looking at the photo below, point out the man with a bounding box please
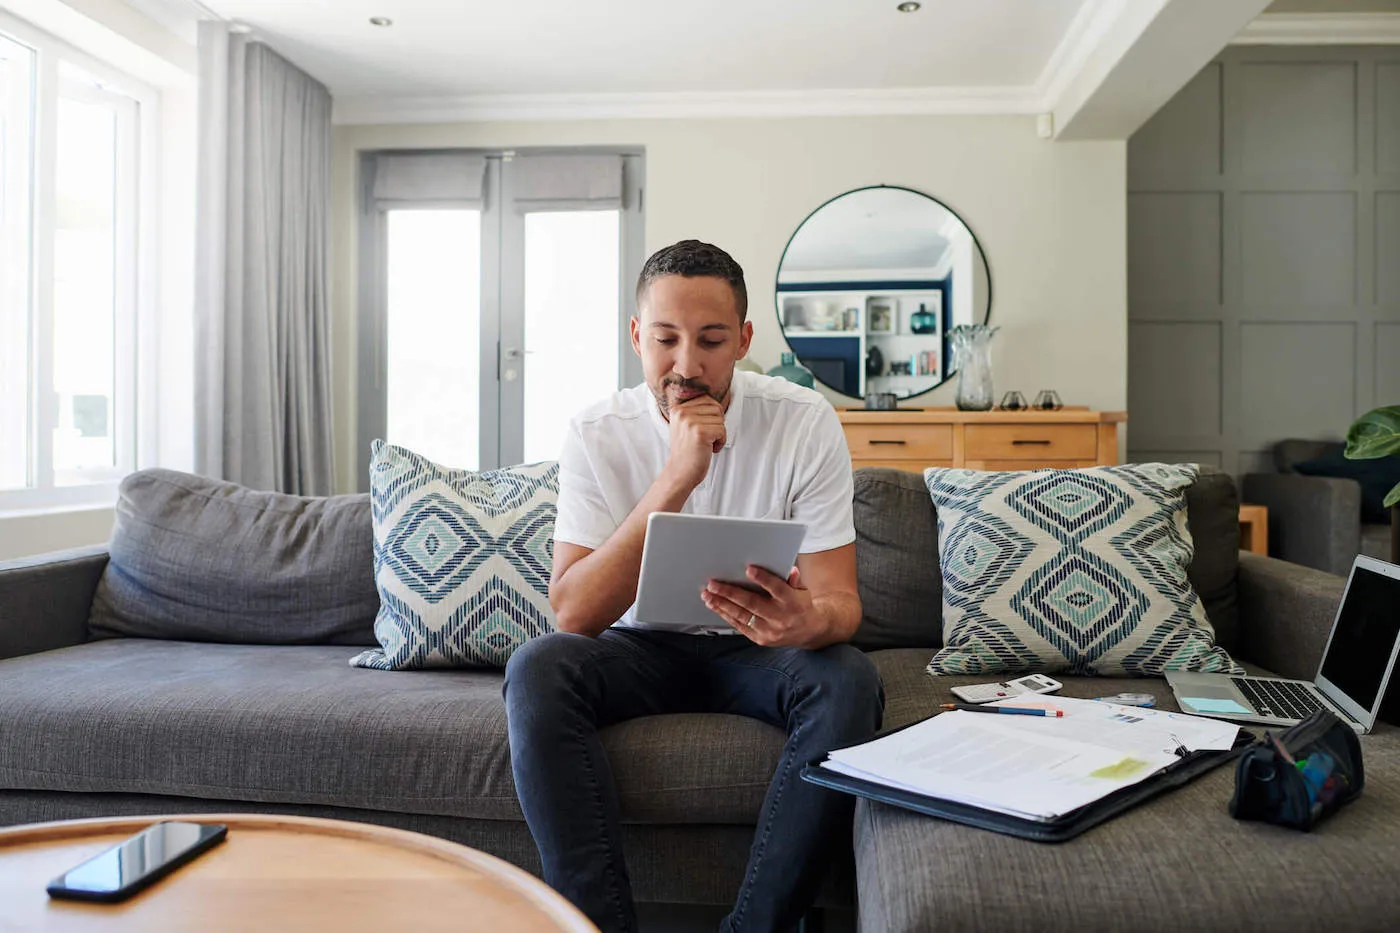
[503,240,883,933]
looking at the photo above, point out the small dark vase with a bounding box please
[766,351,814,388]
[865,345,884,377]
[909,303,938,335]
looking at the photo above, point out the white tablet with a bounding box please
[633,512,808,630]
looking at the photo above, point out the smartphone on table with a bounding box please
[46,821,228,903]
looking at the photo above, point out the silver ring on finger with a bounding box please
[747,613,757,628]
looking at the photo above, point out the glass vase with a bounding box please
[766,351,815,388]
[948,325,998,412]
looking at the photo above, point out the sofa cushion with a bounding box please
[88,469,378,645]
[923,464,1240,677]
[352,442,558,670]
[1184,467,1241,654]
[0,640,783,825]
[1362,522,1393,560]
[854,656,1400,932]
[847,467,1243,655]
[850,469,942,651]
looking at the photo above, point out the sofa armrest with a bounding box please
[0,545,108,661]
[1240,473,1361,577]
[1236,551,1345,680]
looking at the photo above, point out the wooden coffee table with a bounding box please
[0,814,597,932]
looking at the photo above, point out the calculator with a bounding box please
[950,674,1063,704]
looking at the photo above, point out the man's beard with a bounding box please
[653,375,728,417]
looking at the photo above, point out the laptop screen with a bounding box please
[1319,561,1400,712]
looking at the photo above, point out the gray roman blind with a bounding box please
[369,152,487,209]
[511,154,623,212]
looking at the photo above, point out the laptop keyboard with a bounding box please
[1231,678,1324,721]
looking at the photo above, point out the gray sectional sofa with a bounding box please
[1243,438,1395,577]
[2,467,1398,931]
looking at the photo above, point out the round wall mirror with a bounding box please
[774,185,991,401]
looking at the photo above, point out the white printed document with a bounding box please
[821,696,1239,822]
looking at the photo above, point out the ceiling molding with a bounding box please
[1231,12,1400,45]
[1032,0,1128,109]
[331,85,1047,126]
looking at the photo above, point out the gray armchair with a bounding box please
[1242,439,1392,576]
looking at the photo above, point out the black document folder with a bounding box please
[801,717,1252,843]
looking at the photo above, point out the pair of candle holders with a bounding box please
[997,390,1062,412]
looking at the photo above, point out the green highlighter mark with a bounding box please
[1090,757,1151,780]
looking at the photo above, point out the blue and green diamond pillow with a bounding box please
[923,463,1241,678]
[350,440,558,671]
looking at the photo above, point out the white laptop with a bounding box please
[1167,555,1400,734]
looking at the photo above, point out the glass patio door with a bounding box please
[358,150,643,485]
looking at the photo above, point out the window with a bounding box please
[0,14,150,509]
[386,209,483,469]
[358,151,644,481]
[0,33,34,493]
[521,209,621,464]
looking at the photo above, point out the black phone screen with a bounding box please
[49,822,227,899]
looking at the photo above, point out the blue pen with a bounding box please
[941,702,1064,718]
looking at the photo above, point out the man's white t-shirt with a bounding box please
[553,370,856,633]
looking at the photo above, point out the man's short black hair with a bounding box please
[636,240,748,323]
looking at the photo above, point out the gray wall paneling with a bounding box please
[1128,46,1400,477]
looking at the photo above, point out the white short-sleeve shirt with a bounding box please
[553,370,855,633]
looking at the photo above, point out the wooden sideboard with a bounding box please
[838,408,1128,472]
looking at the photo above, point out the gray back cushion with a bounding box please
[88,469,379,645]
[849,466,1243,655]
[851,469,942,651]
[1274,438,1340,473]
[1184,467,1241,655]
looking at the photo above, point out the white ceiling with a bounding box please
[186,0,1090,98]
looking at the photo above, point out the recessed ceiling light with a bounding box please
[897,2,921,11]
[369,16,393,27]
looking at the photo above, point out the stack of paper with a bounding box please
[822,696,1239,821]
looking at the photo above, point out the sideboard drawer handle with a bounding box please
[868,439,907,446]
[1011,439,1053,445]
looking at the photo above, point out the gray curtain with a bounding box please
[194,22,334,495]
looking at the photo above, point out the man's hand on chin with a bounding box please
[700,565,833,649]
[662,393,726,491]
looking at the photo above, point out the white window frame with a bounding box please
[0,10,159,514]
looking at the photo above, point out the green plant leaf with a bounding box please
[1345,406,1400,460]
[1386,481,1400,510]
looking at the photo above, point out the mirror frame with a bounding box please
[773,184,993,402]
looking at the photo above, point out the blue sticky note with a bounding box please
[1183,697,1250,715]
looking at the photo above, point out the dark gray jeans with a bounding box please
[503,628,884,933]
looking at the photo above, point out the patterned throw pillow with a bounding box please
[923,463,1241,678]
[350,441,558,670]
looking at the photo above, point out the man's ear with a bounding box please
[736,320,754,359]
[629,315,642,357]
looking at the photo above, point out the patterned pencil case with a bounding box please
[1229,708,1364,832]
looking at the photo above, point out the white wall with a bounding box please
[332,116,1127,494]
[0,507,114,560]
